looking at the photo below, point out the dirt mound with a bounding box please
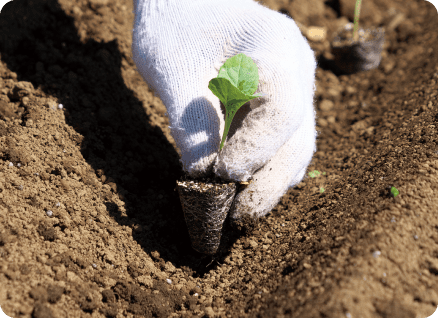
[0,0,437,317]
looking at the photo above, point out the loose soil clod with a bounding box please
[176,178,237,255]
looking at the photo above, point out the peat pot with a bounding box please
[176,178,237,255]
[331,25,385,74]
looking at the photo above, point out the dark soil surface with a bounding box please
[0,0,437,317]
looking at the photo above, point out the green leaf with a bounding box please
[208,78,257,111]
[320,187,325,193]
[217,53,259,96]
[208,53,262,151]
[390,186,399,198]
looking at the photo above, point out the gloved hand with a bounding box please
[132,0,317,222]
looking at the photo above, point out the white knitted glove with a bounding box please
[132,0,317,221]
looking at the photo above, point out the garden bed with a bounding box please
[0,0,437,317]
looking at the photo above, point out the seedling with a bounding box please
[353,0,362,41]
[309,170,321,178]
[320,187,325,194]
[208,53,263,151]
[309,170,326,178]
[179,54,261,255]
[390,186,399,198]
[331,0,384,74]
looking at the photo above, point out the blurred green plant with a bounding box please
[390,186,399,198]
[308,170,326,178]
[309,170,320,178]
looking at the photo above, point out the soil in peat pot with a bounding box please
[176,176,237,255]
[0,0,438,317]
[331,24,385,74]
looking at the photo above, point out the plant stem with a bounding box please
[219,111,236,151]
[353,0,362,41]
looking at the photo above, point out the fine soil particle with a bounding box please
[36,222,57,242]
[32,302,54,318]
[47,285,64,303]
[232,213,260,235]
[0,0,437,317]
[29,286,48,303]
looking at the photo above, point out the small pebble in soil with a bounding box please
[346,313,352,318]
[58,103,63,109]
[17,163,21,167]
[18,185,23,190]
[92,264,97,268]
[344,22,353,31]
[281,223,285,227]
[372,251,381,258]
[46,210,53,217]
[8,162,13,167]
[391,217,396,223]
[34,173,39,176]
[166,278,172,284]
[414,235,419,240]
[383,273,387,277]
[56,202,61,207]
[193,293,199,297]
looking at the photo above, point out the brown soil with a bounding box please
[0,0,437,317]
